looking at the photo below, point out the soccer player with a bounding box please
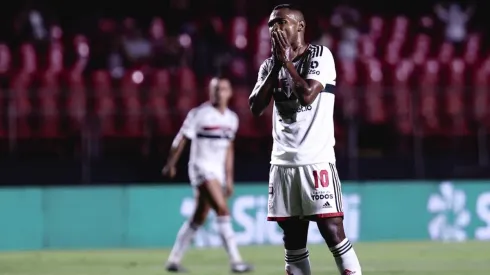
[162,76,253,273]
[249,4,362,275]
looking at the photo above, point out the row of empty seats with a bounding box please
[1,54,490,139]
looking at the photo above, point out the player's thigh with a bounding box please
[197,179,228,215]
[300,162,344,220]
[278,219,310,250]
[190,189,212,225]
[267,165,302,221]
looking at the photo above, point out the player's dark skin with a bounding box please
[249,7,346,249]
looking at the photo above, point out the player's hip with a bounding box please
[267,162,344,220]
[269,147,336,166]
[188,163,225,186]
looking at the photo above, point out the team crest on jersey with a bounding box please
[275,78,294,98]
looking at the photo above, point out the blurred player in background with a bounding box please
[162,76,253,273]
[249,4,362,275]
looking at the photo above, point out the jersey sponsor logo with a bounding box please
[312,193,334,201]
[308,69,320,75]
[311,190,334,201]
[296,105,312,113]
[310,61,319,69]
[323,201,332,208]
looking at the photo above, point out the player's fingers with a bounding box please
[272,33,283,54]
[272,31,280,45]
[272,31,282,48]
[278,31,289,47]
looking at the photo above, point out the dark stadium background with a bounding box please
[0,0,489,185]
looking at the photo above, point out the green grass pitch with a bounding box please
[1,241,489,275]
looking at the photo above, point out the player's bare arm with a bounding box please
[249,62,281,116]
[162,135,189,178]
[225,141,235,197]
[273,30,324,106]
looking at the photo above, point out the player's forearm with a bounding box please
[166,136,188,166]
[283,61,315,106]
[249,64,281,116]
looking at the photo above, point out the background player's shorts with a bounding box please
[267,162,344,221]
[188,164,225,188]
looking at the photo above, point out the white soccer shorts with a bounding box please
[267,162,344,221]
[188,164,226,187]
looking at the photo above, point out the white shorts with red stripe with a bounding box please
[267,162,344,221]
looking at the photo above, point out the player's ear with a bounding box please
[298,20,305,32]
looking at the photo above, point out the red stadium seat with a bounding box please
[368,16,384,41]
[393,59,415,135]
[364,59,386,124]
[92,70,117,136]
[47,42,63,74]
[384,39,403,66]
[151,69,171,95]
[122,96,144,137]
[19,43,37,74]
[72,35,89,73]
[231,89,260,137]
[0,86,4,137]
[254,19,271,71]
[148,69,173,135]
[38,70,60,96]
[9,73,33,138]
[121,70,143,98]
[359,36,376,61]
[38,71,61,138]
[66,72,86,133]
[390,16,409,43]
[438,42,454,65]
[148,95,174,136]
[419,59,441,135]
[0,43,11,75]
[230,17,248,50]
[93,70,112,96]
[473,58,490,125]
[175,95,198,124]
[445,58,468,135]
[464,33,481,66]
[120,70,144,137]
[38,94,60,138]
[176,67,197,94]
[337,60,359,119]
[412,34,431,66]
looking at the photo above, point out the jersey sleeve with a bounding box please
[179,109,198,139]
[255,58,272,85]
[171,109,198,148]
[230,113,239,140]
[305,46,336,89]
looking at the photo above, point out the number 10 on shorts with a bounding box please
[313,169,329,188]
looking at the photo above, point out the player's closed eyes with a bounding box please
[268,19,287,28]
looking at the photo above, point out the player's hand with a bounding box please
[225,182,234,198]
[272,30,294,65]
[162,165,176,178]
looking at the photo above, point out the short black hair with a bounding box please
[273,3,301,11]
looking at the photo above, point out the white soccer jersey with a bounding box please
[173,102,239,174]
[256,44,337,166]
